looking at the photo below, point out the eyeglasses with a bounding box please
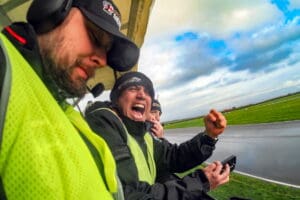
[85,19,114,52]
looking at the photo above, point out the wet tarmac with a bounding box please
[164,120,300,186]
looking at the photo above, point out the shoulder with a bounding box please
[85,101,121,126]
[85,101,112,115]
[84,101,128,139]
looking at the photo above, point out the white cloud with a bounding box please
[230,17,300,55]
[138,1,300,121]
[79,0,300,122]
[284,80,300,87]
[155,53,300,121]
[146,0,283,39]
[139,41,179,88]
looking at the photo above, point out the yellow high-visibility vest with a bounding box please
[0,33,123,200]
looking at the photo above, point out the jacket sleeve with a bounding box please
[154,132,217,174]
[123,170,214,200]
[85,103,214,200]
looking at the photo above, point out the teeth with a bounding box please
[132,104,145,113]
[134,104,144,109]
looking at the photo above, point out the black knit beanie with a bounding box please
[110,72,155,104]
[151,99,162,115]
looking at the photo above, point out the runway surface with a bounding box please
[164,120,300,187]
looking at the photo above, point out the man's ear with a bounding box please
[27,0,73,34]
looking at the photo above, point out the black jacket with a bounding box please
[85,101,218,200]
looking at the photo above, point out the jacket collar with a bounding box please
[119,114,148,137]
[2,23,69,106]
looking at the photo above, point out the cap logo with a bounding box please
[103,0,121,30]
[118,77,142,90]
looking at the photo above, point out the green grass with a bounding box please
[225,93,300,125]
[164,117,205,129]
[176,165,300,200]
[164,92,300,129]
[209,172,300,200]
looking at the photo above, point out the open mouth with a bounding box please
[131,104,145,117]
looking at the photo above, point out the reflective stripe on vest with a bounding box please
[0,33,118,200]
[126,132,156,184]
[65,106,124,200]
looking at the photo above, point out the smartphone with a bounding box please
[221,155,236,173]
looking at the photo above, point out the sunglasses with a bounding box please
[85,19,114,52]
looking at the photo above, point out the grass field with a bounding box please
[164,92,300,199]
[209,172,300,200]
[176,165,300,200]
[164,92,300,129]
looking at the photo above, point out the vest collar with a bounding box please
[2,23,43,76]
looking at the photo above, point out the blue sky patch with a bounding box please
[175,31,199,42]
[271,0,300,22]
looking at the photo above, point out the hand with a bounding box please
[151,120,164,138]
[204,109,227,138]
[202,161,230,190]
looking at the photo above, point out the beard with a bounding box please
[40,50,87,99]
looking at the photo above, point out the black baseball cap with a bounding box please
[110,71,155,104]
[27,0,139,72]
[73,0,140,72]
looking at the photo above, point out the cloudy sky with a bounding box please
[81,0,300,122]
[137,0,300,122]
